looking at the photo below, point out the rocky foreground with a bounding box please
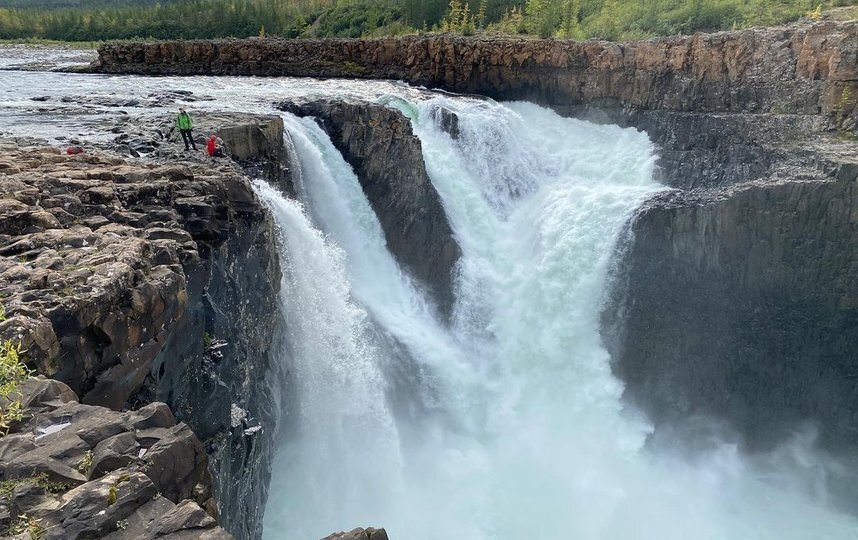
[0,376,229,539]
[0,117,308,538]
[0,141,251,538]
[0,123,389,539]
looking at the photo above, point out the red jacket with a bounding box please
[206,136,217,156]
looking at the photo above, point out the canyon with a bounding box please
[0,17,856,540]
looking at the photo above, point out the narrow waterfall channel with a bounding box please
[256,98,858,540]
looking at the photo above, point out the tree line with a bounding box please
[0,0,854,42]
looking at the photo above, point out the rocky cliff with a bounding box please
[0,138,283,538]
[603,170,858,451]
[93,21,857,120]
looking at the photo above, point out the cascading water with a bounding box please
[257,98,858,540]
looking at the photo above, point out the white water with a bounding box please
[257,98,858,539]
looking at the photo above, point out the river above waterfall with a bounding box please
[3,45,857,540]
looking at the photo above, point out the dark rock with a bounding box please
[49,471,157,539]
[322,527,389,540]
[10,483,49,516]
[129,402,176,430]
[604,177,858,451]
[90,432,139,479]
[18,377,78,410]
[429,106,460,139]
[142,424,206,502]
[152,500,217,535]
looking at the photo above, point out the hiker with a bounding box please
[206,133,225,157]
[176,107,197,151]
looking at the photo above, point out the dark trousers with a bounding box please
[180,129,196,150]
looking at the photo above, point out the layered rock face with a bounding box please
[603,174,858,450]
[322,528,389,540]
[94,21,857,121]
[280,99,460,315]
[0,140,282,538]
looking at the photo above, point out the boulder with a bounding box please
[321,527,389,540]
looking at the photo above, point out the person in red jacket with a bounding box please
[206,133,224,157]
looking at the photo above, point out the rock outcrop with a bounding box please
[93,21,857,122]
[280,99,460,315]
[603,163,858,451]
[321,528,389,540]
[0,138,283,538]
[0,377,230,539]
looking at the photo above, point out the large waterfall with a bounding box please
[256,98,858,540]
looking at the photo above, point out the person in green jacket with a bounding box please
[176,107,197,151]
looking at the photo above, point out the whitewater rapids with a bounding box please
[256,97,858,540]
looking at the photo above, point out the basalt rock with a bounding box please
[0,377,231,539]
[0,138,283,539]
[108,112,294,196]
[281,99,460,315]
[93,22,858,121]
[603,163,858,452]
[321,527,389,540]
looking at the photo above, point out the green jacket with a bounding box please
[176,112,193,130]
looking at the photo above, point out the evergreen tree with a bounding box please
[556,0,581,38]
[476,0,487,30]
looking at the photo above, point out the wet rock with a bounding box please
[429,106,460,139]
[322,527,389,540]
[282,99,461,316]
[604,174,858,452]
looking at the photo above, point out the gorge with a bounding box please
[0,17,857,540]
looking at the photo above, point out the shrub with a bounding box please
[0,340,30,436]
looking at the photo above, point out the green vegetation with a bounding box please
[0,340,30,436]
[77,450,93,475]
[6,514,45,540]
[0,0,855,42]
[0,473,72,500]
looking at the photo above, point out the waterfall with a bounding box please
[257,99,858,540]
